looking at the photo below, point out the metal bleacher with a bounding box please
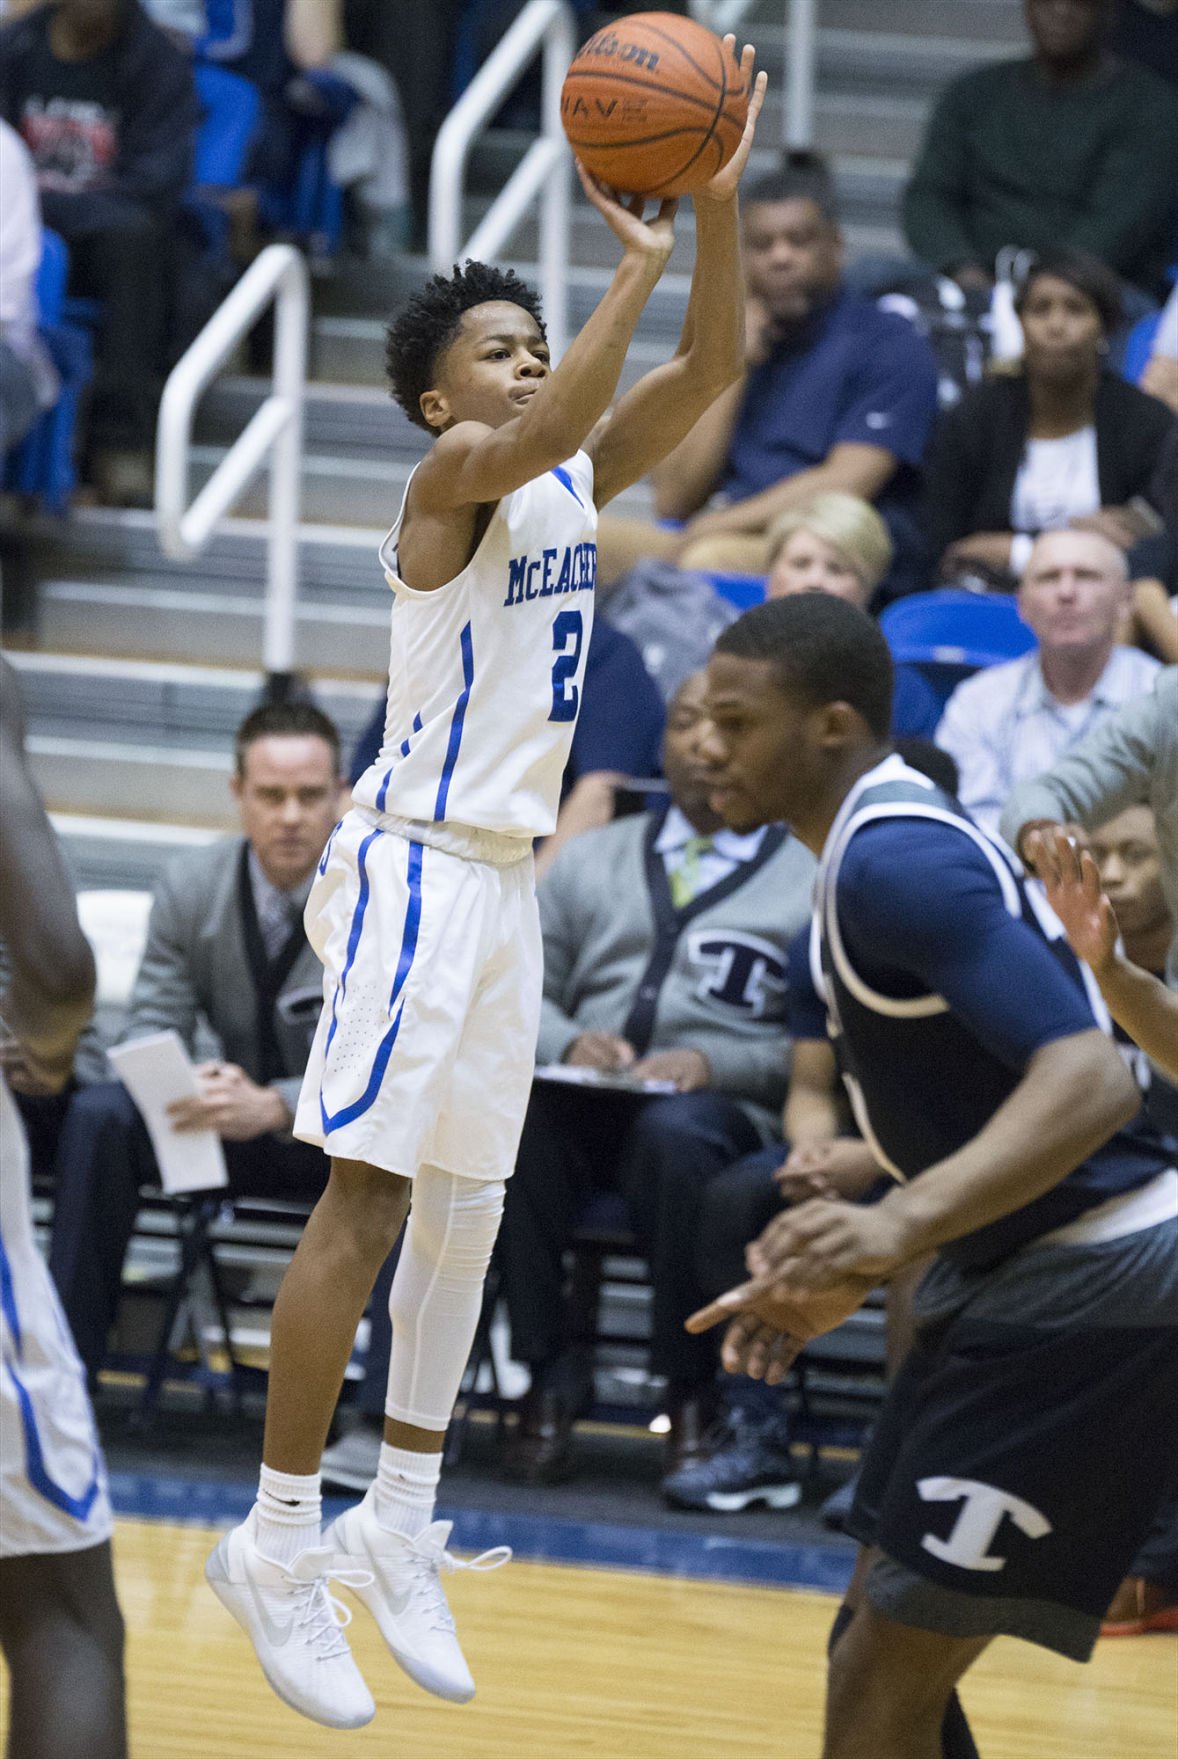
[4,0,1027,1413]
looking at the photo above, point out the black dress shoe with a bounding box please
[501,1385,579,1485]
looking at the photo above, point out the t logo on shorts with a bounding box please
[917,1475,1052,1573]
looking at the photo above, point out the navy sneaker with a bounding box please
[662,1412,802,1513]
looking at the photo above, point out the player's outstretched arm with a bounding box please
[588,40,768,510]
[1029,827,1178,1081]
[0,658,95,1092]
[413,188,678,517]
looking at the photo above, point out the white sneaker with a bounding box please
[205,1510,376,1729]
[324,1490,510,1703]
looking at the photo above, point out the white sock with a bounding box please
[253,1464,322,1567]
[373,1442,442,1540]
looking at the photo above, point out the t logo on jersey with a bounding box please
[917,1476,1052,1573]
[686,931,786,1021]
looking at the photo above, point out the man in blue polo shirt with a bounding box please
[596,153,940,604]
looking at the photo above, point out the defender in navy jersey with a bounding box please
[206,46,769,1735]
[689,594,1176,1759]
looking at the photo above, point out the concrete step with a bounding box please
[808,0,1023,39]
[185,437,656,525]
[37,578,389,676]
[53,811,222,892]
[19,508,383,596]
[7,649,380,821]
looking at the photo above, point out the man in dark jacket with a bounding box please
[0,0,199,500]
[903,0,1178,299]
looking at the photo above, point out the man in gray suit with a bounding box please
[48,700,346,1382]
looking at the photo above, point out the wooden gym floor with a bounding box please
[5,1513,1173,1758]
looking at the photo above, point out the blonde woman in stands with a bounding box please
[764,491,893,609]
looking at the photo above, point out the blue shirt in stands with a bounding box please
[819,769,1167,1267]
[724,288,939,601]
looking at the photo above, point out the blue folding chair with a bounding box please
[3,230,93,513]
[704,571,767,612]
[879,589,1038,719]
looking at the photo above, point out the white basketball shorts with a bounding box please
[295,808,543,1181]
[1,1081,114,1557]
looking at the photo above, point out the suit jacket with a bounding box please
[119,837,323,1121]
[923,370,1177,566]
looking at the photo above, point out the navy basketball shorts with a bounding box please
[846,1195,1178,1660]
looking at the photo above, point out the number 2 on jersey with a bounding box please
[549,609,583,723]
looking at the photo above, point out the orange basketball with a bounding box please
[561,12,748,198]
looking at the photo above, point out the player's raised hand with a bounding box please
[694,40,767,205]
[574,160,678,266]
[1026,827,1118,976]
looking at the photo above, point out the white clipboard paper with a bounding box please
[535,1063,679,1096]
[108,1030,228,1195]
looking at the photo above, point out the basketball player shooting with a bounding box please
[205,38,767,1733]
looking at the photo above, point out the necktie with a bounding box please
[668,834,714,909]
[258,888,294,961]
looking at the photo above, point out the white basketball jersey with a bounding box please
[351,450,597,840]
[1,1077,112,1555]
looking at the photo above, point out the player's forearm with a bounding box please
[651,378,744,518]
[876,1029,1142,1260]
[782,1086,840,1149]
[676,196,744,384]
[528,251,667,460]
[1088,953,1178,1081]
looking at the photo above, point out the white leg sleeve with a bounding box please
[384,1166,505,1432]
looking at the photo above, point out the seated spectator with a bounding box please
[201,0,342,189]
[764,491,892,608]
[45,700,345,1383]
[1076,804,1178,1130]
[497,669,816,1491]
[936,528,1160,834]
[762,497,947,736]
[902,0,1178,301]
[0,117,57,458]
[924,250,1177,590]
[348,616,667,882]
[0,0,199,504]
[596,152,940,604]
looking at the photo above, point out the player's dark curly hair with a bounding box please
[384,262,546,431]
[715,593,894,740]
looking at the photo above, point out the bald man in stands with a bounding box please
[934,528,1161,836]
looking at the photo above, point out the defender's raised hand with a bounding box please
[1026,827,1118,976]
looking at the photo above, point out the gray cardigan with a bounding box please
[119,837,324,1120]
[537,808,817,1138]
[1000,666,1178,988]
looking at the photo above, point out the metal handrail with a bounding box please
[429,0,576,360]
[155,243,308,683]
[784,0,817,148]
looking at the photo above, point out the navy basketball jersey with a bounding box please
[352,452,597,841]
[813,755,1169,1267]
